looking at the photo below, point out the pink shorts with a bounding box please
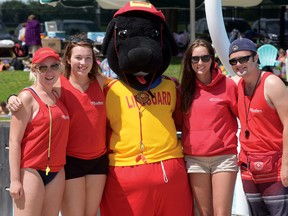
[100,158,193,216]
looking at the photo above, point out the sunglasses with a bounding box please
[36,63,60,73]
[191,55,211,63]
[229,55,253,66]
[70,37,95,45]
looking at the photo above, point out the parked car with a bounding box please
[251,18,288,47]
[195,17,254,42]
[45,19,101,39]
[0,22,15,41]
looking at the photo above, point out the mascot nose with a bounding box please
[127,48,152,67]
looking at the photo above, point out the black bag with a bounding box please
[11,58,24,70]
[14,42,28,57]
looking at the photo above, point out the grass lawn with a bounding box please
[164,56,182,79]
[0,56,182,103]
[0,71,32,102]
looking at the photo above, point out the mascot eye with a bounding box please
[151,30,159,38]
[118,30,128,38]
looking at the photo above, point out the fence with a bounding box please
[0,120,247,216]
[0,121,13,216]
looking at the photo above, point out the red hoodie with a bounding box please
[182,67,238,156]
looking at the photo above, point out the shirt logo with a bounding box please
[91,101,104,106]
[232,45,239,52]
[209,97,223,102]
[250,108,263,113]
[253,161,263,171]
[62,115,70,120]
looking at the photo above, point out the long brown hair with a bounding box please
[62,33,101,81]
[180,39,215,113]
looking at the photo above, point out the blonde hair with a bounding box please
[29,64,37,83]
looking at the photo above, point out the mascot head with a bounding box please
[102,1,178,90]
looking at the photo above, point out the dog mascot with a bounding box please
[100,2,193,216]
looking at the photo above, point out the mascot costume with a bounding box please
[100,2,193,215]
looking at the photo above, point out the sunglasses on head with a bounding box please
[191,55,211,63]
[70,37,95,45]
[36,63,60,73]
[229,55,253,66]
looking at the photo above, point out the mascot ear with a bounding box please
[102,19,116,55]
[162,21,178,56]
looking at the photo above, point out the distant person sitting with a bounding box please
[278,48,286,68]
[0,101,9,115]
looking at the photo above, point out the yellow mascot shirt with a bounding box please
[105,78,183,166]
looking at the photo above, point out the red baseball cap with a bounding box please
[32,47,60,64]
[114,1,165,21]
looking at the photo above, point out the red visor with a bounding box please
[114,1,165,21]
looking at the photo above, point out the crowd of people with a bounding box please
[5,10,288,216]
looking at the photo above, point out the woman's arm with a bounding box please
[9,90,35,199]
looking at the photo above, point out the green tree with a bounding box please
[1,0,101,29]
[1,1,29,26]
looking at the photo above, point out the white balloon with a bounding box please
[205,0,235,76]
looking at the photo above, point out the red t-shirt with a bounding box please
[60,76,106,159]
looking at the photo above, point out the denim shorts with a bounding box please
[185,154,238,174]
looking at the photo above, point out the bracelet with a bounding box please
[6,94,17,103]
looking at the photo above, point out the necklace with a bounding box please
[135,101,147,163]
[46,104,52,175]
[243,71,262,139]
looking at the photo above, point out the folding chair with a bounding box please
[257,44,278,69]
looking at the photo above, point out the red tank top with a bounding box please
[238,72,283,162]
[21,88,70,172]
[60,76,106,159]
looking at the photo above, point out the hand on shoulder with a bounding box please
[97,73,114,87]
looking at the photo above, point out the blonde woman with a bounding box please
[9,47,70,216]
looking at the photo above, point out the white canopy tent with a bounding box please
[40,0,263,74]
[96,0,262,9]
[40,0,264,74]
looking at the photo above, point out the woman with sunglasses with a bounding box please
[9,47,70,216]
[8,34,110,216]
[180,39,239,216]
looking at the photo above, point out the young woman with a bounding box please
[59,34,109,216]
[8,33,110,216]
[181,39,239,216]
[9,47,70,216]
